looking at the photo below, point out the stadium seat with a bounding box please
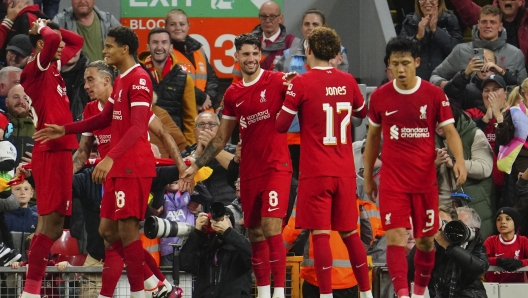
[57,254,87,266]
[50,230,79,255]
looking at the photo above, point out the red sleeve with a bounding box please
[106,105,150,160]
[368,90,381,127]
[484,237,497,265]
[59,28,84,65]
[0,21,12,49]
[221,87,237,120]
[277,76,304,132]
[350,78,366,118]
[436,91,455,128]
[37,26,61,71]
[65,101,113,134]
[449,0,480,27]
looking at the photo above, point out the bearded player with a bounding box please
[363,37,467,298]
[181,33,293,298]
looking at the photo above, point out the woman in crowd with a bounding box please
[399,0,463,80]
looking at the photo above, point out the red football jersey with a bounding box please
[107,64,155,178]
[369,78,454,193]
[21,27,83,152]
[82,101,112,158]
[281,67,365,178]
[222,69,292,180]
[485,234,528,283]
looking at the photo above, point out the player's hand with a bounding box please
[233,141,241,163]
[453,160,467,186]
[180,163,198,187]
[282,71,298,86]
[29,18,47,35]
[364,176,378,203]
[7,0,26,22]
[195,212,209,231]
[178,177,194,194]
[92,156,113,184]
[32,124,65,143]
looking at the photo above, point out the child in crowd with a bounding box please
[485,207,528,282]
[5,180,37,233]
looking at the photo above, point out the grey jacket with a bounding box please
[430,26,527,86]
[52,6,121,47]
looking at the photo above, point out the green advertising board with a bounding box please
[122,0,283,18]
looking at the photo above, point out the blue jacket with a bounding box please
[5,206,37,233]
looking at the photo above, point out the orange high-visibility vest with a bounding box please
[173,48,208,92]
[140,233,161,266]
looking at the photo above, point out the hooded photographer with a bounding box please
[179,204,252,298]
[408,206,489,298]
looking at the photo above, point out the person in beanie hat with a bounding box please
[5,34,31,68]
[484,207,528,283]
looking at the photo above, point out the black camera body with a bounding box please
[443,220,477,245]
[144,216,194,239]
[203,202,226,234]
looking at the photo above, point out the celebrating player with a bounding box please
[363,37,467,298]
[34,26,160,298]
[19,19,84,298]
[181,33,293,298]
[275,27,372,298]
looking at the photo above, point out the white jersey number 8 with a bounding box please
[116,191,126,208]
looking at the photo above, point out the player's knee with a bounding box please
[248,227,265,242]
[415,236,435,252]
[261,217,282,238]
[386,228,408,246]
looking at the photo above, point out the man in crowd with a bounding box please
[232,1,300,83]
[430,5,526,87]
[182,33,293,298]
[5,34,31,68]
[363,37,467,298]
[53,0,121,62]
[5,84,33,166]
[0,66,21,111]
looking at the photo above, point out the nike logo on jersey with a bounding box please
[236,101,244,107]
[115,209,122,213]
[270,259,279,263]
[268,207,279,212]
[356,263,366,268]
[422,227,434,233]
[322,266,332,270]
[252,262,263,266]
[385,110,398,116]
[495,253,505,257]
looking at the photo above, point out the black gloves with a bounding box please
[497,258,524,271]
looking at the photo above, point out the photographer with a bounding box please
[408,206,489,298]
[180,205,252,298]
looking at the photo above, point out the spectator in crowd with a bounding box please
[430,5,527,88]
[52,0,121,62]
[435,100,495,238]
[182,111,236,207]
[164,9,220,112]
[273,8,348,179]
[4,180,37,233]
[180,206,253,298]
[484,207,528,283]
[0,109,17,194]
[495,77,528,208]
[450,0,528,71]
[409,205,488,298]
[5,84,34,166]
[5,34,31,68]
[0,66,21,112]
[444,48,517,110]
[138,27,197,145]
[0,176,20,259]
[61,50,90,123]
[33,0,60,19]
[0,0,47,64]
[399,0,463,80]
[232,1,300,83]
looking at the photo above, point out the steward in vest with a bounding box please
[139,28,197,146]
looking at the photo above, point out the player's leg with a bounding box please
[118,217,148,298]
[410,191,438,298]
[98,217,123,298]
[379,190,412,298]
[334,177,372,298]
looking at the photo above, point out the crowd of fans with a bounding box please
[0,0,527,297]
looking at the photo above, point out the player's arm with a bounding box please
[59,28,84,64]
[441,122,467,185]
[351,80,367,118]
[72,134,95,174]
[363,122,382,202]
[148,115,187,173]
[277,76,302,132]
[215,150,235,170]
[31,23,61,70]
[194,118,237,169]
[276,108,296,133]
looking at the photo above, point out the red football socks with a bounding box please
[342,232,371,291]
[24,234,54,295]
[124,240,146,292]
[144,249,165,282]
[413,249,435,296]
[99,246,124,297]
[251,240,271,286]
[267,234,286,288]
[387,245,409,297]
[312,233,333,294]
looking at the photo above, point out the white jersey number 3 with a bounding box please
[323,102,352,145]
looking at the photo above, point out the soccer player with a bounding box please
[363,37,467,298]
[181,33,293,298]
[33,26,159,298]
[19,19,84,298]
[275,27,372,298]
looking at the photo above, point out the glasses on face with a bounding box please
[196,122,219,129]
[258,14,281,21]
[418,0,437,3]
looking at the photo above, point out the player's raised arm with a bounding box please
[29,20,60,70]
[59,28,84,64]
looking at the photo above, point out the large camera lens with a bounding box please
[444,220,476,244]
[144,216,194,239]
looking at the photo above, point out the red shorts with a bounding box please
[32,150,73,216]
[379,187,439,238]
[239,172,291,228]
[296,176,358,231]
[100,177,152,221]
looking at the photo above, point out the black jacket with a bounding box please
[180,227,252,298]
[7,117,35,166]
[399,11,463,80]
[61,52,90,123]
[408,232,489,298]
